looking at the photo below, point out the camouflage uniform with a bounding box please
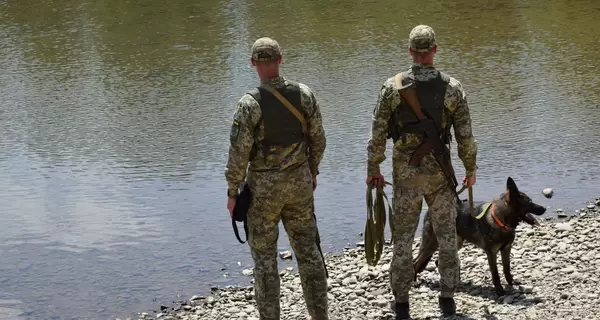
[366,26,478,305]
[225,38,329,320]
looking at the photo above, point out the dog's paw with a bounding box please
[506,274,520,286]
[494,287,506,296]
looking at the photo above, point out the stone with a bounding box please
[381,263,390,272]
[242,269,253,276]
[279,251,293,260]
[543,188,554,198]
[555,223,573,232]
[503,295,515,304]
[204,296,215,305]
[561,267,576,274]
[519,285,534,293]
[133,203,600,320]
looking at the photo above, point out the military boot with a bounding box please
[394,302,410,320]
[438,297,456,316]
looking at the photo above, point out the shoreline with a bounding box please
[126,196,600,320]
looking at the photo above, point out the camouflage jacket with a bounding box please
[366,63,478,176]
[225,76,326,198]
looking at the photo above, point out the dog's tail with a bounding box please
[413,211,439,279]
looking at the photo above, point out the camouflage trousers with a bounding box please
[389,150,460,302]
[246,163,329,320]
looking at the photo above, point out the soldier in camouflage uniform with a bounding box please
[366,25,478,319]
[225,37,329,320]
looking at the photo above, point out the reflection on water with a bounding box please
[0,300,27,320]
[0,0,598,319]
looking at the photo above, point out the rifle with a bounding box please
[311,201,328,278]
[394,73,462,204]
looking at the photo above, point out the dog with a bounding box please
[413,177,547,296]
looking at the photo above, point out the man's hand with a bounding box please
[312,174,317,190]
[227,198,236,217]
[366,172,386,187]
[462,173,476,188]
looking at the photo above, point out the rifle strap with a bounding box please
[468,186,475,218]
[260,84,307,135]
[232,219,248,244]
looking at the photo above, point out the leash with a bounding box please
[467,185,474,218]
[456,183,475,218]
[364,180,393,266]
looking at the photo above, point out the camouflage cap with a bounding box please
[251,37,282,62]
[409,25,436,52]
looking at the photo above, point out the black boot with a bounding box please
[439,297,456,316]
[394,302,410,320]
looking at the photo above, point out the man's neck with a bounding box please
[259,74,281,84]
[413,60,434,66]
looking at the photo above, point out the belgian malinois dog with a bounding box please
[413,177,547,296]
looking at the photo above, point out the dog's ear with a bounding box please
[506,177,520,202]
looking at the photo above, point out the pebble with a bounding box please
[279,251,292,260]
[555,223,573,232]
[131,197,600,320]
[537,246,550,252]
[503,295,515,304]
[561,267,576,274]
[242,269,253,276]
[204,296,215,305]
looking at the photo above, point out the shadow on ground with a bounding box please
[416,277,543,307]
[409,312,499,320]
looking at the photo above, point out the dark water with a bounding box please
[0,0,598,319]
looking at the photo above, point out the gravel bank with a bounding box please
[129,197,600,320]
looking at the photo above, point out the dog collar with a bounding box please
[490,204,513,231]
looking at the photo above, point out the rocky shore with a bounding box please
[129,197,600,320]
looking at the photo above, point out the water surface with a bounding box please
[0,0,598,319]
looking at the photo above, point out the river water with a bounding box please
[1,0,598,319]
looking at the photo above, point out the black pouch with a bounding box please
[232,182,251,244]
